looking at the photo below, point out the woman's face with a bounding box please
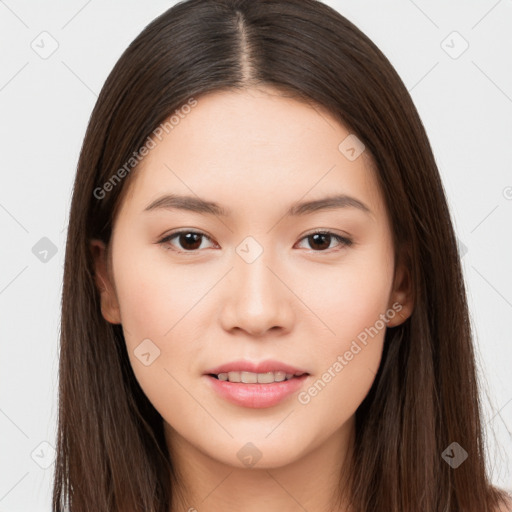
[91,86,412,469]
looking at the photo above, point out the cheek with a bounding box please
[115,268,170,342]
[111,251,204,421]
[308,249,394,348]
[296,247,393,407]
[296,299,390,438]
[112,245,205,342]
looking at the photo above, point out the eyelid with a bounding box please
[296,229,353,251]
[157,228,353,253]
[300,228,353,243]
[157,229,217,253]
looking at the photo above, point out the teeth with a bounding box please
[216,371,301,383]
[241,371,257,383]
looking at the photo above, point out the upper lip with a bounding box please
[204,359,309,376]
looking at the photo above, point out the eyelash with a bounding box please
[157,229,353,254]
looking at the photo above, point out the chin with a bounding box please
[200,429,313,470]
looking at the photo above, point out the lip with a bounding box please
[203,359,309,376]
[204,373,309,408]
[203,359,310,409]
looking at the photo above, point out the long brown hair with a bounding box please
[53,0,510,510]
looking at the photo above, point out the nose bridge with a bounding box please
[238,248,275,300]
[220,235,294,335]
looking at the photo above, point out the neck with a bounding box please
[165,416,355,512]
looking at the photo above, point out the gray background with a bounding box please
[0,0,511,510]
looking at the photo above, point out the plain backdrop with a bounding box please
[0,1,511,510]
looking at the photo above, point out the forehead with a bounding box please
[116,86,384,223]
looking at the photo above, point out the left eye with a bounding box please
[296,231,353,251]
[158,230,353,253]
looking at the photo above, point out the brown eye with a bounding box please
[158,229,353,254]
[175,232,203,250]
[307,233,331,251]
[159,230,214,252]
[297,231,353,252]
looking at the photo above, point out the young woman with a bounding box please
[53,0,512,510]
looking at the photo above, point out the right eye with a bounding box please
[158,230,217,253]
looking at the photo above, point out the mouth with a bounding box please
[203,359,310,408]
[203,363,310,408]
[207,370,308,384]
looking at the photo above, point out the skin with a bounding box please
[91,86,414,512]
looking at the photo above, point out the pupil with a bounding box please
[310,233,330,250]
[180,233,202,250]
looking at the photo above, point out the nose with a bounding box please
[218,248,295,337]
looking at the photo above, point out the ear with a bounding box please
[386,245,414,328]
[90,239,122,324]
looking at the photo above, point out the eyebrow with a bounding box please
[143,193,372,218]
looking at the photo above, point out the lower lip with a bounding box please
[204,374,309,408]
